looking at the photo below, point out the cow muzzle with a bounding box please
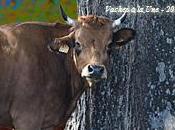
[81,64,107,86]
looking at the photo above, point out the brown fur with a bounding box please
[0,21,87,130]
[0,14,135,130]
[78,15,111,28]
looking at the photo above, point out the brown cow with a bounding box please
[0,5,135,130]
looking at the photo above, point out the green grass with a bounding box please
[0,0,77,24]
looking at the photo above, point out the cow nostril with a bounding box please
[99,66,104,73]
[88,65,94,73]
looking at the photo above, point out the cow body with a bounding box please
[0,22,85,130]
[0,5,136,130]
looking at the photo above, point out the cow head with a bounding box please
[50,5,136,86]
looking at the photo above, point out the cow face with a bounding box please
[49,5,135,86]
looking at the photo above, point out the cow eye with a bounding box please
[107,42,115,49]
[74,42,82,55]
[74,42,81,48]
[106,43,113,54]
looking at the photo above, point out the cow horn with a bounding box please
[112,12,127,28]
[60,5,76,26]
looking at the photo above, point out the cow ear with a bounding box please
[48,32,74,54]
[113,28,136,46]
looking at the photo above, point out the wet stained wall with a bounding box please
[66,0,175,130]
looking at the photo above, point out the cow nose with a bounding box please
[87,65,105,76]
[88,65,94,73]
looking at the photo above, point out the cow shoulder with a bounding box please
[2,22,70,55]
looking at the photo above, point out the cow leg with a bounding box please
[54,125,65,130]
[42,127,54,130]
[12,119,41,130]
[10,87,45,130]
[54,127,65,130]
[42,125,65,130]
[11,114,43,130]
[0,128,12,130]
[10,110,44,130]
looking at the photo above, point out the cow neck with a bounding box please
[65,49,86,101]
[57,50,88,126]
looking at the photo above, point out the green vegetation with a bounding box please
[0,0,77,24]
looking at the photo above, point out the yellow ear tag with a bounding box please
[59,44,69,53]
